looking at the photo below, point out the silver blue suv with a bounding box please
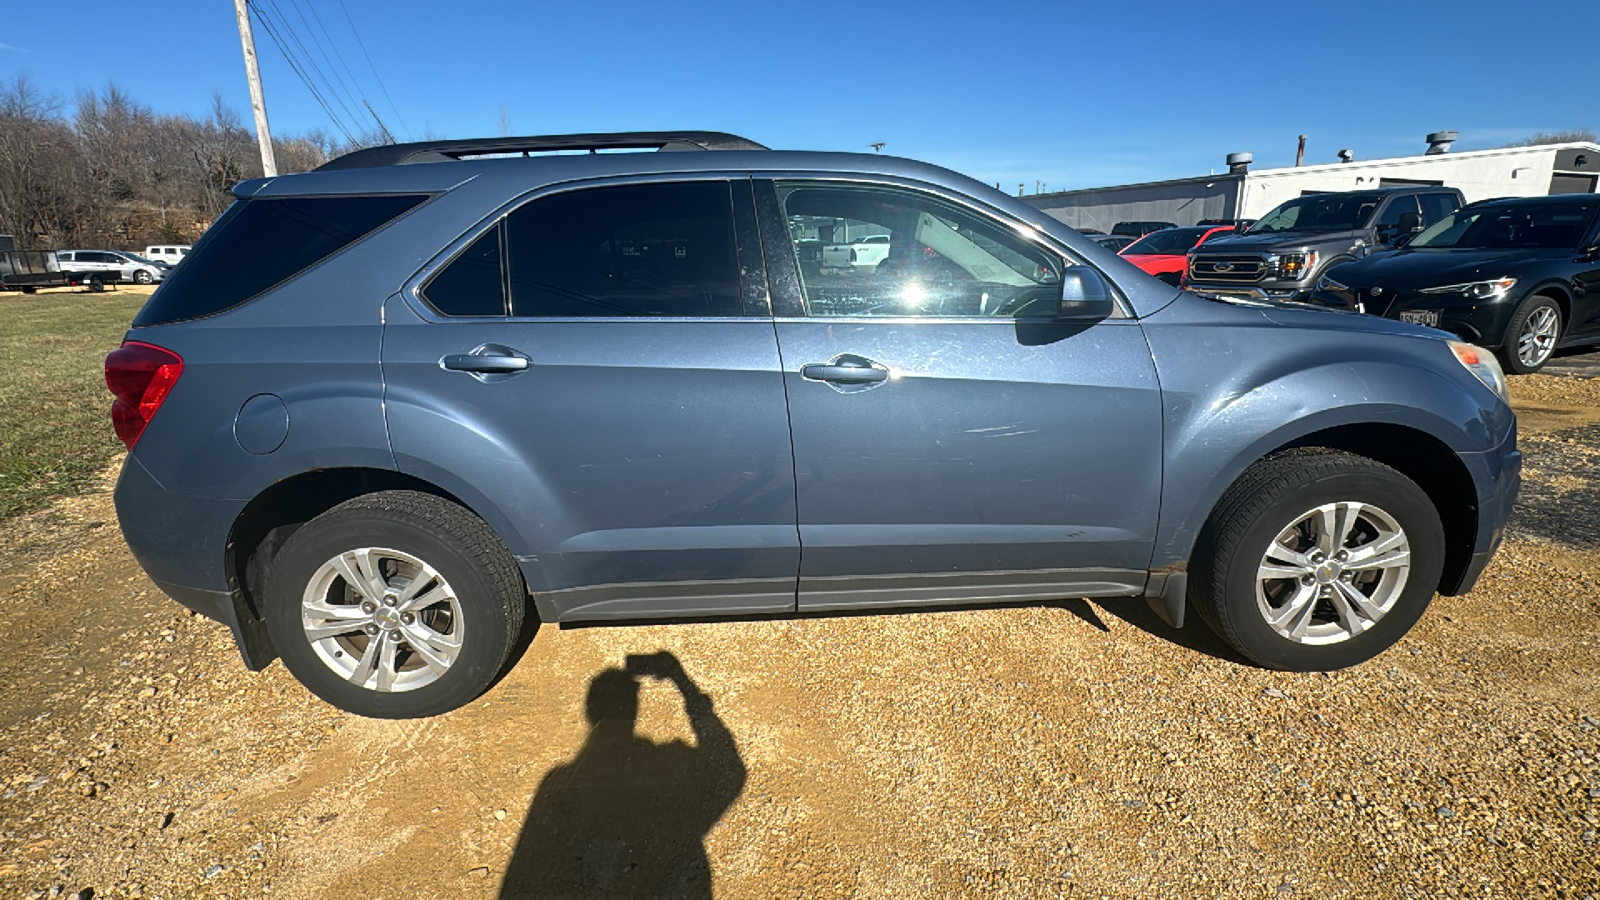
[105,132,1521,718]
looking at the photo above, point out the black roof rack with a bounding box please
[314,131,768,171]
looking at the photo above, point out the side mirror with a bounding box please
[1399,211,1423,233]
[1055,267,1115,321]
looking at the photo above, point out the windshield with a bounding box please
[1409,201,1599,250]
[1247,193,1383,235]
[1123,227,1209,256]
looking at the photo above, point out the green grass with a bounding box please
[0,290,149,521]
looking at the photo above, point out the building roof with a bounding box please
[1027,141,1600,201]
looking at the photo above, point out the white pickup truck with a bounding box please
[821,234,892,270]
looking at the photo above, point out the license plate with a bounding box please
[1399,309,1441,327]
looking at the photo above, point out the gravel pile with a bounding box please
[0,380,1595,900]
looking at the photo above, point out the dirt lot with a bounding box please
[1,375,1598,900]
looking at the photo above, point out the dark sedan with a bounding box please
[1310,194,1600,373]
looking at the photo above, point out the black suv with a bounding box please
[1187,187,1464,301]
[1310,194,1600,373]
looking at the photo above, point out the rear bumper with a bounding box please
[114,455,275,669]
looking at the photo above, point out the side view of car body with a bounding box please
[1120,225,1235,285]
[107,132,1521,718]
[1309,194,1600,374]
[57,249,167,284]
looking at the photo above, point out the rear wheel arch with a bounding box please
[225,468,539,640]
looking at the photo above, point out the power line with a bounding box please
[284,0,387,139]
[248,1,356,142]
[298,0,393,141]
[336,0,412,138]
[258,0,365,139]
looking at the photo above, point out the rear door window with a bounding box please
[505,181,743,318]
[133,193,428,326]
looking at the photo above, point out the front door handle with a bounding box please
[440,343,531,377]
[800,363,888,384]
[442,354,529,373]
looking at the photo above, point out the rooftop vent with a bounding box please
[1226,151,1253,174]
[1425,131,1458,155]
[1338,149,1354,163]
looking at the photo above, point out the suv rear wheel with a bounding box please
[263,490,526,718]
[1190,450,1445,670]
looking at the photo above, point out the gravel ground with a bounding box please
[0,377,1597,900]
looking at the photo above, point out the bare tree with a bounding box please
[1510,129,1597,147]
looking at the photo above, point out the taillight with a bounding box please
[105,341,184,449]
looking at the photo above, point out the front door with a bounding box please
[755,179,1163,611]
[382,177,800,621]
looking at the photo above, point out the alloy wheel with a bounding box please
[300,547,464,692]
[1255,501,1411,645]
[1517,306,1559,369]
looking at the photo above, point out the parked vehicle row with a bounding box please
[108,131,1519,719]
[1307,194,1600,374]
[1119,225,1235,285]
[1184,186,1465,302]
[57,250,169,285]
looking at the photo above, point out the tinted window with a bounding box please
[505,181,742,318]
[1375,196,1420,229]
[1410,201,1600,250]
[1123,227,1210,256]
[422,226,505,316]
[1419,193,1459,225]
[133,194,428,326]
[1248,193,1383,234]
[778,182,1071,318]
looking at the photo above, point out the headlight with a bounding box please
[1316,273,1348,292]
[1419,278,1516,299]
[1269,251,1317,280]
[1448,341,1508,403]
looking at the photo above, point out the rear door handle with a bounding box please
[440,343,531,375]
[800,363,888,384]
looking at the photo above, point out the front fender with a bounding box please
[1143,294,1513,570]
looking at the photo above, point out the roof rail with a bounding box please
[314,131,768,171]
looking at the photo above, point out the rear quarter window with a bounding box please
[132,193,428,326]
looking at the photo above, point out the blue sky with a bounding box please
[1,0,1594,192]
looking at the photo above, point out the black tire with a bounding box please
[1497,294,1562,375]
[1189,449,1445,671]
[263,490,527,718]
[133,269,153,285]
[20,286,37,295]
[87,275,105,293]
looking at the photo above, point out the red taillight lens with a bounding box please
[105,341,184,449]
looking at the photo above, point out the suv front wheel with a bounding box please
[263,491,527,718]
[1190,450,1445,670]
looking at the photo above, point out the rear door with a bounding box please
[755,178,1163,611]
[382,177,800,621]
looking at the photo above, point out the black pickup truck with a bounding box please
[1185,186,1464,301]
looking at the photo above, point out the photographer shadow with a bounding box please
[500,652,746,900]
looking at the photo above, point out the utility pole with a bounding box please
[233,0,278,177]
